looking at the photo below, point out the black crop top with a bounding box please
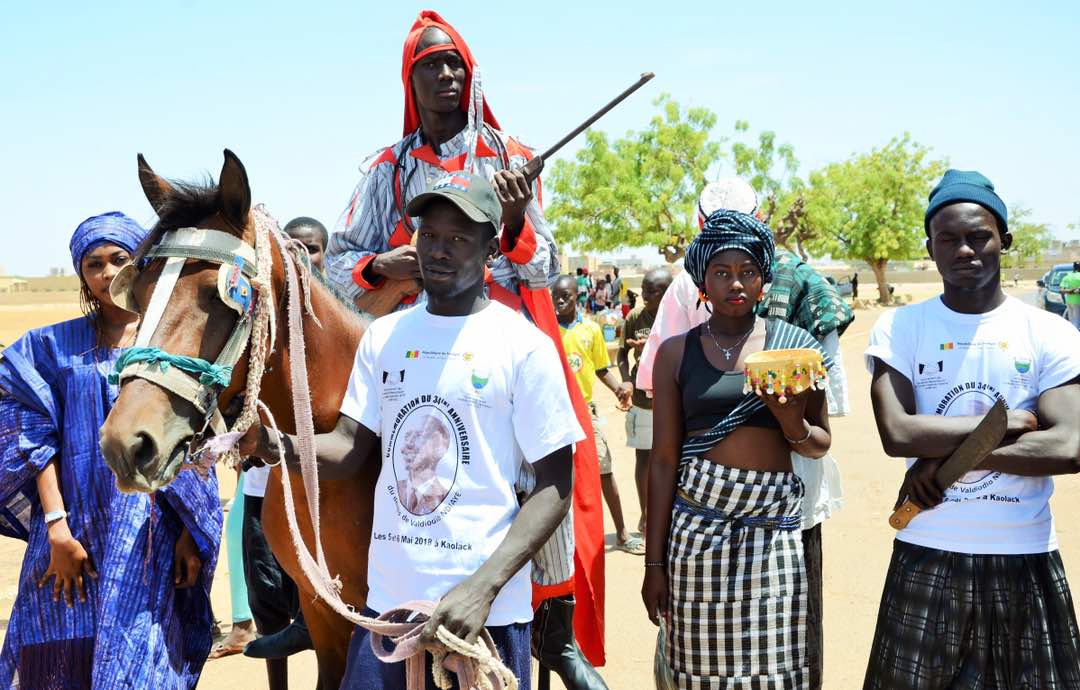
[678,325,781,433]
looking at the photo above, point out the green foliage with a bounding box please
[547,94,720,263]
[801,134,947,303]
[1002,205,1052,268]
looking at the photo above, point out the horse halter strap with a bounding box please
[111,227,262,438]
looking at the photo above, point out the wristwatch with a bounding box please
[44,510,68,525]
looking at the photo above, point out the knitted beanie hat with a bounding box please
[925,169,1008,235]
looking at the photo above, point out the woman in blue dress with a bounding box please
[0,212,223,689]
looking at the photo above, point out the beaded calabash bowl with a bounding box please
[743,348,829,403]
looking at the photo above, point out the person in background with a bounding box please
[0,212,221,688]
[610,267,625,309]
[620,290,636,319]
[851,272,859,300]
[593,279,609,314]
[618,268,673,536]
[551,275,643,555]
[576,267,590,310]
[1060,260,1080,328]
[207,472,256,659]
[240,463,307,690]
[282,216,328,272]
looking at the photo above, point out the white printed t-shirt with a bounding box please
[340,301,584,625]
[865,296,1080,555]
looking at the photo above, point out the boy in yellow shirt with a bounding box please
[551,275,643,554]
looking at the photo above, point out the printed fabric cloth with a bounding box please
[666,458,807,689]
[0,317,222,689]
[863,540,1080,690]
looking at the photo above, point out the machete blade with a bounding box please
[888,398,1010,530]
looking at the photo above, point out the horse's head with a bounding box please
[100,150,259,492]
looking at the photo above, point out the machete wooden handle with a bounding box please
[888,499,922,530]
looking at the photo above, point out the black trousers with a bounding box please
[242,495,298,635]
[803,523,823,690]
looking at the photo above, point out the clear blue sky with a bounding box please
[2,1,1077,275]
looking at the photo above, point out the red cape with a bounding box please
[520,288,607,667]
[400,10,500,137]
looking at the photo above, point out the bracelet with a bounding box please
[784,423,812,445]
[644,561,666,568]
[44,509,68,525]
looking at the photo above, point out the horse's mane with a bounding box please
[134,177,218,265]
[133,175,365,318]
[313,269,366,318]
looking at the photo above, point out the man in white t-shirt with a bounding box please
[245,171,583,689]
[863,170,1080,689]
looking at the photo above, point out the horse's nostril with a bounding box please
[132,432,159,473]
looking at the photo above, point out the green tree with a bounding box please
[1002,205,1052,269]
[547,95,721,263]
[802,134,947,304]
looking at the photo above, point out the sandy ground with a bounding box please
[3,282,1076,689]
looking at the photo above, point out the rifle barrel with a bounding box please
[538,72,655,162]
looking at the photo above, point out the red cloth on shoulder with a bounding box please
[401,10,500,137]
[519,287,607,667]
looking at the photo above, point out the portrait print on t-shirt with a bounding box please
[391,411,459,516]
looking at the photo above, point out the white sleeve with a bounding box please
[820,330,850,416]
[512,337,585,463]
[863,309,914,382]
[338,329,382,435]
[1036,313,1080,393]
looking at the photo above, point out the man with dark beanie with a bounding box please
[862,170,1080,688]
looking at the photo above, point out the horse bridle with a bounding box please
[109,226,263,449]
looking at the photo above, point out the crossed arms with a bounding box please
[870,359,1080,507]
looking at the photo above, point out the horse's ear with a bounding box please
[137,153,174,215]
[218,149,251,232]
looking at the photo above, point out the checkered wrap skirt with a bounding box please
[666,458,808,689]
[864,540,1080,690]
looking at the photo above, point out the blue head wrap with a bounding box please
[69,211,149,275]
[684,209,776,289]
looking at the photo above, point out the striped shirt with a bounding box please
[326,126,559,305]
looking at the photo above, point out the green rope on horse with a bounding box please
[109,346,234,388]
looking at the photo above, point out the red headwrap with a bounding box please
[401,10,500,137]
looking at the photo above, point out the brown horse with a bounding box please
[99,150,374,689]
